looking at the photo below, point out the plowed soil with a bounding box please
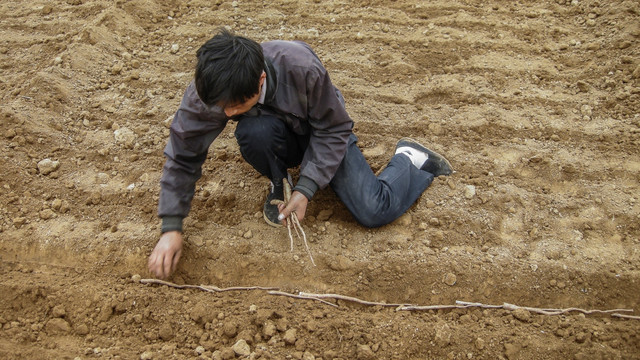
[1,0,639,359]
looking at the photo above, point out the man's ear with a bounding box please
[259,71,266,86]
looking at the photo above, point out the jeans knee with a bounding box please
[350,208,391,228]
[235,116,279,152]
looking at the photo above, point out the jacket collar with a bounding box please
[263,58,277,104]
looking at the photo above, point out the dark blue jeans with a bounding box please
[235,115,434,228]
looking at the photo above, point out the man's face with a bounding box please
[221,71,266,118]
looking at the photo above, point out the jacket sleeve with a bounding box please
[297,65,353,196]
[158,82,227,232]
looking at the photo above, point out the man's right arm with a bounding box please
[157,82,227,232]
[151,82,226,279]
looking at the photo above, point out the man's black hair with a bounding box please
[195,29,264,107]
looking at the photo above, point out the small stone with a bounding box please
[395,212,412,226]
[111,63,123,75]
[13,217,27,227]
[75,323,89,335]
[38,158,60,175]
[283,328,297,345]
[39,209,56,220]
[45,318,71,334]
[434,323,452,346]
[262,321,277,338]
[316,209,333,221]
[577,81,590,92]
[131,274,142,283]
[243,230,253,239]
[52,305,66,318]
[96,173,110,184]
[232,340,250,357]
[140,351,154,360]
[428,123,443,135]
[158,323,173,340]
[51,199,63,210]
[170,44,180,53]
[443,272,457,286]
[190,303,208,323]
[429,217,440,226]
[356,344,375,360]
[618,41,631,49]
[114,127,136,148]
[513,308,531,322]
[220,348,235,360]
[327,255,354,271]
[464,185,476,199]
[302,351,316,360]
[504,343,521,360]
[475,337,485,350]
[223,322,237,338]
[575,332,588,343]
[632,64,640,79]
[191,235,204,246]
[195,346,205,355]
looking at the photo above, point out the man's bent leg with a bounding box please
[330,134,434,228]
[234,114,306,182]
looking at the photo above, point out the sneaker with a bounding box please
[263,178,286,227]
[395,137,453,176]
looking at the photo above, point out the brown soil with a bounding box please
[1,0,639,359]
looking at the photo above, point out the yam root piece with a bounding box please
[270,179,316,266]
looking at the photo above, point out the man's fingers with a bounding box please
[162,253,173,279]
[148,252,159,275]
[171,249,182,274]
[278,204,291,222]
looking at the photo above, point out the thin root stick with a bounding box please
[299,292,408,307]
[291,212,301,238]
[140,278,277,292]
[140,278,203,290]
[612,314,640,320]
[502,303,634,316]
[286,220,294,252]
[268,290,338,307]
[292,213,315,266]
[273,179,315,266]
[139,280,636,320]
[399,300,635,318]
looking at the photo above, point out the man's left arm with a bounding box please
[293,67,353,199]
[279,67,353,224]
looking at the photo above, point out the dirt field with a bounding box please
[1,0,639,359]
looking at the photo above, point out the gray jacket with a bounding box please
[158,40,354,232]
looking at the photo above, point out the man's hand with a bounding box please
[277,191,308,226]
[148,231,183,279]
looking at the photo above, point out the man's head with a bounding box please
[195,29,265,117]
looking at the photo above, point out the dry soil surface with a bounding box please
[1,0,639,359]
